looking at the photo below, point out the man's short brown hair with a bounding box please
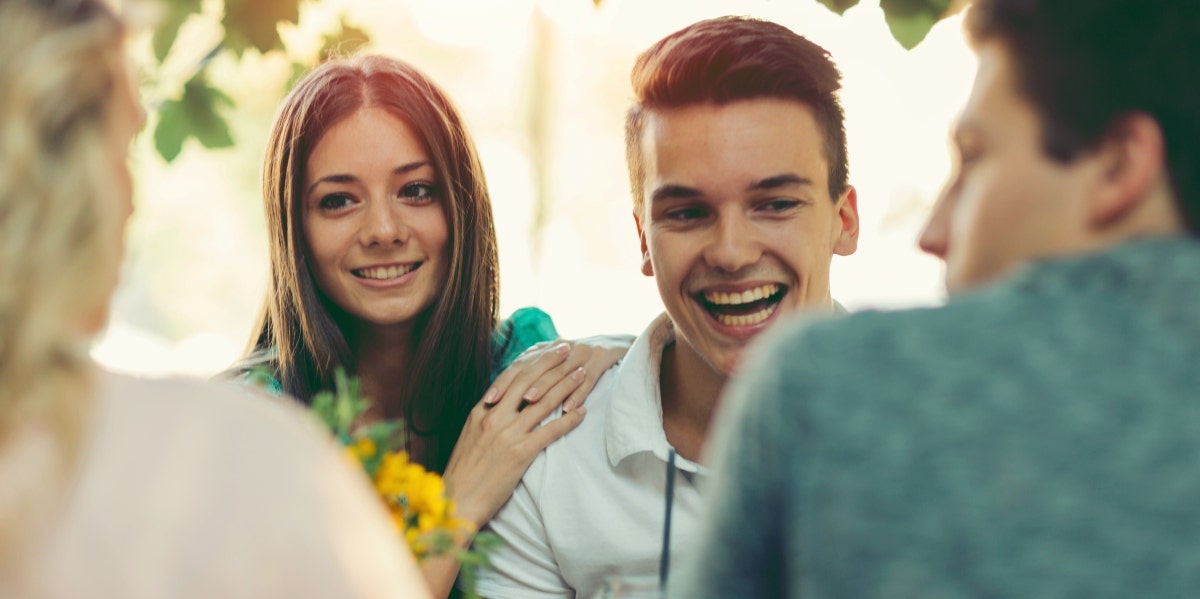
[625,16,849,216]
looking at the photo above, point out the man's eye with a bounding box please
[666,206,707,221]
[318,193,355,211]
[759,199,801,213]
[958,147,982,168]
[399,182,440,202]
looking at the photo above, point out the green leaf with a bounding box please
[816,0,861,16]
[880,0,953,49]
[153,100,188,161]
[880,0,954,17]
[153,74,234,161]
[190,87,234,148]
[222,0,300,56]
[318,18,370,61]
[452,533,504,599]
[883,9,938,49]
[360,420,406,451]
[152,0,201,62]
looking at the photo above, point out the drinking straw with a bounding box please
[659,448,677,591]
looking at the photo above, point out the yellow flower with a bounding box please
[353,437,377,458]
[308,368,497,594]
[407,471,447,516]
[449,515,476,534]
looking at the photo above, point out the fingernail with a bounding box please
[555,342,571,356]
[522,387,539,401]
[570,366,585,382]
[562,398,576,413]
[482,389,497,404]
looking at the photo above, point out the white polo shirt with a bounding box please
[474,313,707,599]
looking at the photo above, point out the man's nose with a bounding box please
[918,190,953,259]
[703,213,763,272]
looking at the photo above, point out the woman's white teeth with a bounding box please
[704,283,780,305]
[357,264,417,280]
[716,303,777,327]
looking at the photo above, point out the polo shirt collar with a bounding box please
[604,301,848,474]
[604,313,706,474]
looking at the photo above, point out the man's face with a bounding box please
[635,98,859,376]
[919,41,1101,294]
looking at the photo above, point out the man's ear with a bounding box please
[833,185,860,256]
[634,209,653,276]
[1089,113,1166,228]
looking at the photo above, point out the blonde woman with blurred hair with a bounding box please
[0,1,430,597]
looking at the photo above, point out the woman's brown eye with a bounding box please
[399,182,440,201]
[318,193,353,210]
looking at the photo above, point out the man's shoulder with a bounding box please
[539,365,620,443]
[732,286,1044,423]
[781,288,1032,367]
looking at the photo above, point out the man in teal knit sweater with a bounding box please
[672,0,1200,596]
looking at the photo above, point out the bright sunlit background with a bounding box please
[93,0,976,376]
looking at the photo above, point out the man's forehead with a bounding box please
[961,42,1017,117]
[640,100,830,192]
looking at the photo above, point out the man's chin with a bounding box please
[701,347,745,380]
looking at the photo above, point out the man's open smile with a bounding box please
[694,283,789,328]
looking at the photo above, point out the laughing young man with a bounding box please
[471,16,859,598]
[672,0,1200,597]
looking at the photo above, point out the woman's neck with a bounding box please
[347,321,416,421]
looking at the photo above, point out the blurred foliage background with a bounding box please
[98,0,976,374]
[145,0,967,164]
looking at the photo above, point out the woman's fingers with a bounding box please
[517,339,618,405]
[519,353,589,404]
[486,341,570,409]
[561,382,592,414]
[528,406,586,449]
[515,367,586,429]
[481,340,557,404]
[443,399,588,528]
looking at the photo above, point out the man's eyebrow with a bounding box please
[650,184,703,203]
[306,160,430,198]
[748,173,813,191]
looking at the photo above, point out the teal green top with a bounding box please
[489,306,561,379]
[237,307,559,395]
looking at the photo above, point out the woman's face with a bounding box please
[302,107,450,332]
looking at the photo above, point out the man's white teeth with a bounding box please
[357,264,417,280]
[703,283,780,306]
[715,303,778,327]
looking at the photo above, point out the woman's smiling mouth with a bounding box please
[352,263,420,281]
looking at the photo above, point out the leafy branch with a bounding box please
[142,0,966,163]
[817,0,965,49]
[146,0,367,162]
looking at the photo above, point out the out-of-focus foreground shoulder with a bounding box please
[37,371,431,599]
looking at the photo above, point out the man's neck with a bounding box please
[659,340,726,464]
